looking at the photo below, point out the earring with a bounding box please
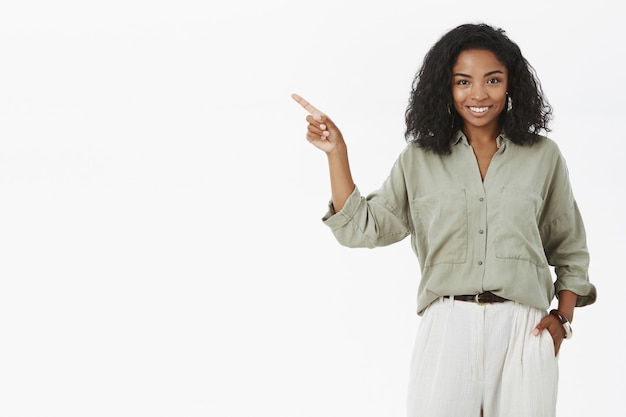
[506,92,513,111]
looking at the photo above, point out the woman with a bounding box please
[292,23,596,417]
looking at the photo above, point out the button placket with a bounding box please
[477,196,487,268]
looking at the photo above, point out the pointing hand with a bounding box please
[292,93,345,154]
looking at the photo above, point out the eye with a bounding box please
[487,78,501,84]
[456,79,469,86]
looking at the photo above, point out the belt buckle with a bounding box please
[475,293,487,306]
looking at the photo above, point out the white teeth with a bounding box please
[469,106,489,113]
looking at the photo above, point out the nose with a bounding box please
[471,84,487,100]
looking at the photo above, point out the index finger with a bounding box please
[291,93,323,117]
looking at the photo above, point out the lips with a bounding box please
[468,106,489,113]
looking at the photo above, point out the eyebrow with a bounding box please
[453,70,505,78]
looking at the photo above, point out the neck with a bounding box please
[463,125,500,146]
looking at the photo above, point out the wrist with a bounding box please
[326,142,348,158]
[550,309,573,339]
[557,290,577,323]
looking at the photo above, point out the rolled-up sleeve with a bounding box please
[540,154,597,307]
[322,158,412,249]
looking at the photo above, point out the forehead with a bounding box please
[453,49,507,72]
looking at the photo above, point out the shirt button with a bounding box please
[479,197,484,202]
[479,230,484,234]
[478,261,483,265]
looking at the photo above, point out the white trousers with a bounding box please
[407,297,558,417]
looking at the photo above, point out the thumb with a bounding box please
[532,316,550,336]
[312,111,323,122]
[318,113,337,129]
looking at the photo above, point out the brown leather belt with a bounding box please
[447,292,509,305]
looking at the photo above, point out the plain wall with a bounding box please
[0,1,623,416]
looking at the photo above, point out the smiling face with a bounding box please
[451,49,508,135]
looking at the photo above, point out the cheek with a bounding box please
[451,87,462,100]
[497,92,508,108]
[451,89,465,106]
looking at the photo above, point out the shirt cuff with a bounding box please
[321,186,361,228]
[555,277,597,307]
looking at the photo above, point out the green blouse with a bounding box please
[323,132,597,315]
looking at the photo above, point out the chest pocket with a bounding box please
[494,186,546,265]
[412,188,468,267]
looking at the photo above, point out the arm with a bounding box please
[533,149,595,355]
[292,93,411,248]
[326,146,354,213]
[292,93,355,211]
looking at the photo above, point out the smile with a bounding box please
[468,106,489,113]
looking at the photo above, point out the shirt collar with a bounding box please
[450,130,465,146]
[451,130,509,149]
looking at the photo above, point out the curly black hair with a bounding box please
[405,23,553,154]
